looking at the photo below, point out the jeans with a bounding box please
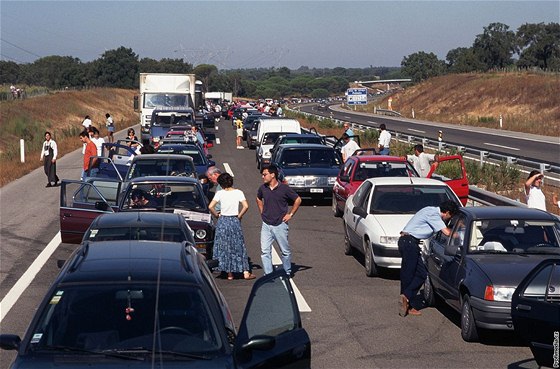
[398,235,427,301]
[260,222,291,275]
[379,148,390,155]
[81,168,99,180]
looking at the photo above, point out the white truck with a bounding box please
[134,73,201,138]
[204,91,233,104]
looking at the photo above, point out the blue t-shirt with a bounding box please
[402,206,446,239]
[257,182,299,226]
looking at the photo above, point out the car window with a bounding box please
[369,185,455,214]
[28,284,224,355]
[85,226,189,243]
[340,159,355,179]
[353,181,372,208]
[127,159,195,179]
[122,183,206,211]
[354,162,415,181]
[520,262,560,302]
[443,215,467,248]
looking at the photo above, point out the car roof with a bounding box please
[278,143,334,150]
[363,177,447,186]
[129,176,200,184]
[132,154,194,162]
[459,206,559,220]
[60,241,199,284]
[280,133,321,139]
[91,212,185,228]
[354,155,407,163]
[157,143,201,150]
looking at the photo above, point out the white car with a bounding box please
[342,177,462,277]
[256,131,284,170]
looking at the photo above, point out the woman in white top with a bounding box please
[88,126,105,156]
[525,170,546,211]
[39,131,59,187]
[208,173,255,280]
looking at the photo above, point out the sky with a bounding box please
[1,0,559,69]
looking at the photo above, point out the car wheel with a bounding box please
[332,196,343,217]
[343,221,353,255]
[423,275,436,307]
[364,239,379,277]
[461,295,479,342]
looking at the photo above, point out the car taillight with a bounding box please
[484,285,494,301]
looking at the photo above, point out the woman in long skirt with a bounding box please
[208,173,255,280]
[39,131,59,187]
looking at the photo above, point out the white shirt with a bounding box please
[82,118,92,129]
[526,186,546,211]
[40,140,58,160]
[106,116,114,127]
[91,137,105,156]
[378,130,391,149]
[213,189,246,216]
[342,140,361,161]
[407,152,435,177]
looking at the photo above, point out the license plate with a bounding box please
[310,188,323,193]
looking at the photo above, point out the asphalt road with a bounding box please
[0,119,540,369]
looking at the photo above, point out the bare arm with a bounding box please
[238,200,249,219]
[208,199,219,218]
[524,173,540,195]
[441,227,453,237]
[256,196,264,214]
[283,196,302,222]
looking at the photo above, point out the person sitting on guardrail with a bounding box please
[525,170,546,211]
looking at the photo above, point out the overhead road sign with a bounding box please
[346,88,368,105]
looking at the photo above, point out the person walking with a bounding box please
[79,131,98,179]
[105,113,115,143]
[39,131,59,187]
[256,164,302,276]
[406,144,438,177]
[82,115,92,130]
[525,170,546,211]
[208,173,255,280]
[341,133,361,162]
[235,116,244,149]
[398,200,459,317]
[378,123,391,155]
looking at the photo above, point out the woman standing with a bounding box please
[39,131,59,187]
[208,173,255,280]
[525,170,546,211]
[126,128,139,149]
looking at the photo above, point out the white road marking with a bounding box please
[271,249,311,312]
[407,128,426,133]
[0,232,62,323]
[484,142,520,151]
[216,138,221,145]
[344,116,352,119]
[367,121,377,124]
[215,126,219,130]
[223,163,233,176]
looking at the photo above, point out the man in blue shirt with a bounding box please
[398,200,459,317]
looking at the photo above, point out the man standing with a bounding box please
[341,133,361,162]
[79,131,98,179]
[256,165,302,276]
[406,144,438,177]
[398,200,459,317]
[343,122,354,139]
[378,123,391,155]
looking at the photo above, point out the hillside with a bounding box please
[366,72,560,137]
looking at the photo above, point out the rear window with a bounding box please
[369,185,456,214]
[127,159,195,179]
[85,226,189,243]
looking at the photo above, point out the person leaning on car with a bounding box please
[398,200,459,317]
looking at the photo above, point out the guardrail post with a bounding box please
[480,151,489,167]
[422,138,428,148]
[407,135,413,143]
[457,146,466,154]
[20,139,25,163]
[507,157,517,165]
[540,163,551,172]
[438,141,446,151]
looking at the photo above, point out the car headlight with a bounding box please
[195,229,207,240]
[285,176,305,186]
[379,236,400,245]
[328,176,337,185]
[484,285,516,302]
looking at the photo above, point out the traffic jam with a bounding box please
[1,76,559,369]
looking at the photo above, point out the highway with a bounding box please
[0,120,539,368]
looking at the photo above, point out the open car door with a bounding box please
[60,179,121,244]
[234,270,311,369]
[427,155,469,205]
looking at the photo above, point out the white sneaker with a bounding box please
[239,146,244,149]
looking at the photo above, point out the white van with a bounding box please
[256,118,301,169]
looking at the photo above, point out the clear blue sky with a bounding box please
[1,1,558,69]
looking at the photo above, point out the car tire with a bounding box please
[423,275,436,307]
[461,295,479,342]
[332,196,343,217]
[343,221,353,255]
[364,238,379,277]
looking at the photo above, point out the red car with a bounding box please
[332,152,469,217]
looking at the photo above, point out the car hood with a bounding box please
[281,167,339,176]
[371,214,414,237]
[470,254,560,286]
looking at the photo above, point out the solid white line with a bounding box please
[408,128,426,133]
[367,121,377,124]
[344,116,352,119]
[214,126,219,130]
[271,249,312,312]
[484,142,520,151]
[0,232,62,323]
[223,163,233,176]
[216,138,221,145]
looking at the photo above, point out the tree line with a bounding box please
[1,22,557,97]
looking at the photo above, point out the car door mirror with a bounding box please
[352,206,368,218]
[95,201,109,211]
[0,334,21,350]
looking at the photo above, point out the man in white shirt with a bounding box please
[406,144,438,177]
[341,133,361,162]
[378,124,391,155]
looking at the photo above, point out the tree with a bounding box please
[193,64,218,92]
[21,56,84,88]
[446,47,485,73]
[401,51,446,82]
[93,46,139,88]
[310,88,329,98]
[472,22,517,70]
[0,61,21,84]
[517,22,560,69]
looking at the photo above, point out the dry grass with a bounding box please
[357,71,560,137]
[0,88,138,187]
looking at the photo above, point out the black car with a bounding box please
[269,133,326,159]
[82,211,196,246]
[423,206,560,342]
[271,144,343,199]
[512,258,560,368]
[242,114,266,143]
[125,154,197,181]
[0,241,311,368]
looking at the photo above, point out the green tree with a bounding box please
[21,56,84,88]
[93,46,139,88]
[193,64,218,92]
[517,22,560,69]
[310,88,329,98]
[472,22,517,70]
[0,61,21,84]
[401,51,446,82]
[446,47,485,73]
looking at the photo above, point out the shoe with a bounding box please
[46,183,52,188]
[227,273,234,280]
[399,294,408,317]
[408,308,422,316]
[239,146,244,149]
[243,272,256,280]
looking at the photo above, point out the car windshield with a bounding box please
[121,183,207,211]
[127,159,195,180]
[144,93,190,108]
[151,114,193,126]
[279,149,341,167]
[281,137,323,145]
[354,162,416,181]
[262,132,282,145]
[28,284,224,357]
[84,226,188,243]
[369,185,456,214]
[157,148,205,165]
[467,219,560,254]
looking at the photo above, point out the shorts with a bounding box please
[236,128,243,137]
[107,126,115,132]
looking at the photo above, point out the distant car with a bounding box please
[125,154,197,181]
[269,133,326,160]
[317,102,327,111]
[512,258,560,368]
[256,131,285,170]
[156,143,215,179]
[343,177,462,277]
[270,144,343,199]
[423,206,560,342]
[242,114,265,142]
[93,141,141,180]
[0,241,311,368]
[149,107,196,146]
